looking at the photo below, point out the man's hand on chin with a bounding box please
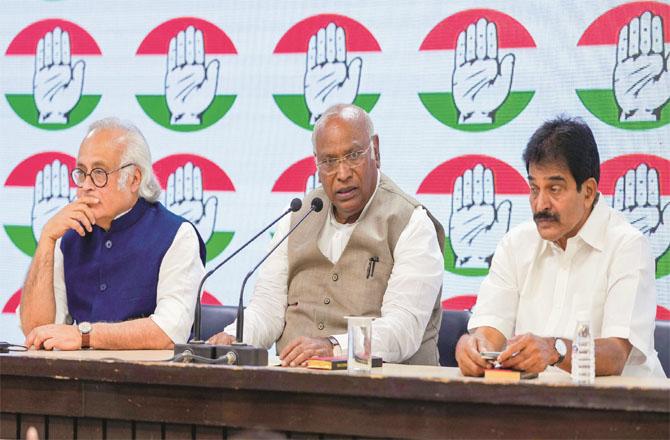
[279,336,334,367]
[25,324,82,350]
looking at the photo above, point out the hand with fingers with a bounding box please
[304,22,363,125]
[497,333,555,374]
[165,26,220,125]
[612,163,670,260]
[25,323,82,350]
[32,160,79,243]
[455,333,495,377]
[279,336,334,367]
[207,331,235,345]
[614,11,670,122]
[452,18,515,124]
[33,27,85,124]
[449,164,512,269]
[164,162,218,243]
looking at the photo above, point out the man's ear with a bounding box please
[372,134,380,168]
[584,177,597,207]
[130,167,142,193]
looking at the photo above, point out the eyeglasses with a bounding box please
[71,163,135,188]
[315,146,371,175]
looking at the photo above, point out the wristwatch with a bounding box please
[551,337,567,366]
[327,336,342,357]
[78,322,92,349]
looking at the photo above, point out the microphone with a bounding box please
[236,197,324,344]
[172,197,322,366]
[190,197,301,341]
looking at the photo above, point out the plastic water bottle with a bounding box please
[572,311,595,384]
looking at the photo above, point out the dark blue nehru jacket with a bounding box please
[61,198,206,323]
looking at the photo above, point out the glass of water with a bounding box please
[345,316,373,375]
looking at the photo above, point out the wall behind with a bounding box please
[1,0,668,344]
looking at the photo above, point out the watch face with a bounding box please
[78,322,92,334]
[555,338,567,356]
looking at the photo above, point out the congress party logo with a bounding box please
[600,154,670,278]
[136,18,237,132]
[577,2,670,130]
[272,156,318,194]
[3,152,76,256]
[4,19,101,130]
[153,154,235,261]
[417,155,528,276]
[419,9,535,131]
[273,14,381,131]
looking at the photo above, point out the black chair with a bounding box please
[655,320,670,378]
[438,309,471,367]
[198,304,238,341]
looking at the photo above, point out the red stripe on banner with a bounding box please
[417,155,528,195]
[657,306,670,321]
[2,290,21,314]
[136,17,237,55]
[274,14,381,53]
[153,154,235,192]
[272,157,317,192]
[578,1,670,46]
[202,291,222,306]
[441,295,477,311]
[6,19,101,55]
[4,152,77,187]
[600,154,670,196]
[420,9,536,51]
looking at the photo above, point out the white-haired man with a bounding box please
[208,104,445,366]
[20,118,206,350]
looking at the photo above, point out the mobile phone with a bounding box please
[479,351,501,360]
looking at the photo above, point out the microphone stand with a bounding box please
[173,198,303,365]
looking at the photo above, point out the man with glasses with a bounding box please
[20,117,206,350]
[208,104,445,366]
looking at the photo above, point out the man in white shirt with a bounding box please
[20,118,205,350]
[208,104,445,366]
[456,116,664,377]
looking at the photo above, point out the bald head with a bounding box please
[312,104,375,153]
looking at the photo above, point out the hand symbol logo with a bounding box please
[165,162,218,243]
[614,11,670,122]
[33,27,85,124]
[32,160,74,242]
[165,26,220,125]
[304,22,362,125]
[452,18,515,124]
[612,163,670,260]
[449,164,512,268]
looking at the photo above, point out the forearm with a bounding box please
[20,238,57,334]
[553,337,631,376]
[90,318,174,349]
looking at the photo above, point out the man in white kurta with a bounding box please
[456,116,664,378]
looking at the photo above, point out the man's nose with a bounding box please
[334,160,353,180]
[80,174,97,191]
[533,189,551,211]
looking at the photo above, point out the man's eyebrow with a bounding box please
[76,160,110,169]
[527,175,567,182]
[547,175,567,182]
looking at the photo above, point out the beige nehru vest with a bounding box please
[277,173,445,365]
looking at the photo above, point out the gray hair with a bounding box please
[85,117,161,202]
[311,104,376,159]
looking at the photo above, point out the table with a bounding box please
[1,350,668,439]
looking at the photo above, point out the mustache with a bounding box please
[533,210,559,222]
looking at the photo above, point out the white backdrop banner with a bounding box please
[1,0,668,344]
